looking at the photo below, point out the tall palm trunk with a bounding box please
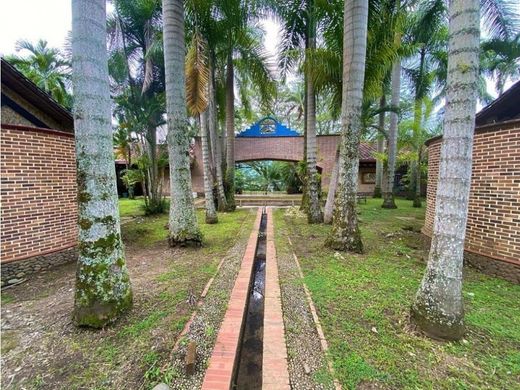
[71,0,132,327]
[300,71,309,212]
[224,53,236,211]
[414,144,423,207]
[411,48,426,208]
[326,0,368,253]
[200,111,218,224]
[382,60,400,209]
[208,63,227,211]
[305,2,323,224]
[374,96,386,198]
[324,146,340,224]
[412,98,423,208]
[163,0,202,246]
[411,0,480,340]
[145,125,162,212]
[375,136,384,197]
[306,79,323,223]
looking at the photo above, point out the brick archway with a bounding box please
[190,135,377,195]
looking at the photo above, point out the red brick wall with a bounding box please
[423,120,520,266]
[1,125,77,263]
[189,135,376,194]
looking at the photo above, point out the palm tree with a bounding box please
[403,0,448,208]
[188,0,273,211]
[374,95,386,198]
[209,71,228,212]
[71,0,132,327]
[296,0,404,213]
[186,32,218,224]
[108,0,167,215]
[323,146,340,224]
[304,0,324,223]
[224,50,237,210]
[185,0,228,211]
[325,0,369,253]
[273,0,324,222]
[481,33,520,95]
[382,60,400,209]
[6,39,72,107]
[410,0,480,341]
[221,7,274,211]
[162,0,202,246]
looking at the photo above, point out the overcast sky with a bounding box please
[0,0,71,56]
[0,1,515,101]
[0,0,280,58]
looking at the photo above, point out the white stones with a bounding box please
[152,384,170,390]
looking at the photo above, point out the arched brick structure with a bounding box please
[190,135,377,194]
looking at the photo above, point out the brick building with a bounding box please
[423,81,520,283]
[1,59,77,286]
[188,117,377,195]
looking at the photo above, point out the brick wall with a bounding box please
[1,124,77,264]
[189,135,377,194]
[423,120,520,273]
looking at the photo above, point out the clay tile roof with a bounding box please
[359,142,376,162]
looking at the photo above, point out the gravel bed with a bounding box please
[276,215,336,390]
[165,209,256,389]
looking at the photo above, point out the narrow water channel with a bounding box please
[234,209,267,389]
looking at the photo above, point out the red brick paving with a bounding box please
[201,207,291,389]
[262,208,290,389]
[201,208,262,390]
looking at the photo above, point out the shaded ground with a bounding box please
[274,199,520,389]
[1,202,256,390]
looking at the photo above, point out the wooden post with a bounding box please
[186,341,197,375]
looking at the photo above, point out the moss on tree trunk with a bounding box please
[71,0,132,328]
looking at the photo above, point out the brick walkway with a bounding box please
[262,207,291,389]
[201,207,290,390]
[201,209,262,390]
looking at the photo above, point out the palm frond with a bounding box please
[480,0,520,39]
[185,33,210,115]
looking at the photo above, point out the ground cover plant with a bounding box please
[274,199,520,389]
[1,200,255,389]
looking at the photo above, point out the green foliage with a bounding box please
[121,169,143,199]
[120,311,168,338]
[109,0,167,216]
[119,198,254,250]
[481,33,520,95]
[235,161,303,193]
[5,39,72,107]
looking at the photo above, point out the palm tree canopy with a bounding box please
[6,39,72,107]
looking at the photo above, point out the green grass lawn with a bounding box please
[118,197,249,250]
[119,196,147,217]
[274,199,520,389]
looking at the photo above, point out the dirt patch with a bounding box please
[1,210,256,390]
[1,243,174,389]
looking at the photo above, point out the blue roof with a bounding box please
[237,116,300,137]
